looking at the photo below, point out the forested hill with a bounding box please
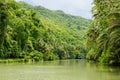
[0,0,91,61]
[19,1,91,30]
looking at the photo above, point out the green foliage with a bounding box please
[0,0,91,61]
[20,2,91,30]
[86,0,120,65]
[43,53,58,61]
[29,50,43,61]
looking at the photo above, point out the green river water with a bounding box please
[0,59,120,80]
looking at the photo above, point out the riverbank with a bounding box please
[0,59,42,63]
[0,59,26,63]
[0,58,82,63]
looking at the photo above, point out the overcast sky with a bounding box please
[16,0,93,19]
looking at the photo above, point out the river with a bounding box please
[0,59,120,80]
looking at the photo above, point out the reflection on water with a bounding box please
[0,59,120,80]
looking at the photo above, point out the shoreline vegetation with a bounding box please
[0,58,83,63]
[0,59,25,63]
[0,0,90,63]
[86,0,120,65]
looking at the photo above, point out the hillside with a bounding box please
[0,0,91,61]
[19,1,91,30]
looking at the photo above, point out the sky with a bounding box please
[16,0,93,19]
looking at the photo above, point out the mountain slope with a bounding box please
[0,0,91,61]
[19,1,91,30]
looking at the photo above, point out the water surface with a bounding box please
[0,59,120,80]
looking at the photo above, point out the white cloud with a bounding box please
[16,0,93,19]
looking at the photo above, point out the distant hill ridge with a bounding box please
[19,1,91,30]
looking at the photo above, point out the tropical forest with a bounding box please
[1,0,120,80]
[0,0,91,61]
